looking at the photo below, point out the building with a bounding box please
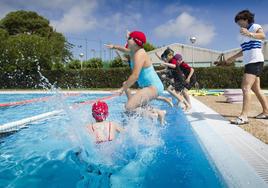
[148,41,268,67]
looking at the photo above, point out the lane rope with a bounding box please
[0,93,80,107]
[0,92,120,134]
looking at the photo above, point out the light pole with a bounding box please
[190,36,196,67]
[99,39,102,59]
[79,53,84,70]
[91,49,96,58]
[103,49,106,60]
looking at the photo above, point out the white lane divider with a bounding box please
[0,110,63,134]
[0,92,120,134]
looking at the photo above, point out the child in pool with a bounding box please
[87,101,123,143]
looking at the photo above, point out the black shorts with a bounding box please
[173,81,185,92]
[184,73,197,90]
[244,62,264,77]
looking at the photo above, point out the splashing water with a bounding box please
[0,93,226,188]
[62,97,164,188]
[36,61,55,91]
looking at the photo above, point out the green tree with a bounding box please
[109,57,127,68]
[66,60,81,70]
[0,28,9,40]
[84,58,103,69]
[51,62,65,71]
[0,10,73,72]
[0,10,53,37]
[143,42,156,52]
[2,34,53,73]
[48,32,73,64]
[0,29,9,72]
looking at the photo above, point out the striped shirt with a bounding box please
[240,23,264,65]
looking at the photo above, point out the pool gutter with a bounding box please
[186,96,268,188]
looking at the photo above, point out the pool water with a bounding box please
[0,93,226,188]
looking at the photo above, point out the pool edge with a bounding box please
[186,96,268,188]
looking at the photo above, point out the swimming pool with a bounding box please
[0,93,226,188]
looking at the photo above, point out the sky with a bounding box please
[1,0,268,60]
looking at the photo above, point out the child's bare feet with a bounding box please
[184,104,192,112]
[181,105,186,111]
[176,102,186,111]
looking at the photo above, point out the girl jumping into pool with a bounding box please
[87,101,123,143]
[215,10,268,125]
[105,31,167,124]
[113,31,173,107]
[156,48,196,110]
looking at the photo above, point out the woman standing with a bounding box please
[217,10,268,125]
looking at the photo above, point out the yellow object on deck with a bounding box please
[188,90,223,96]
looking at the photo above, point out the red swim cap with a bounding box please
[129,31,146,47]
[92,101,109,121]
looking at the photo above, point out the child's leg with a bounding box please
[125,86,158,111]
[167,86,188,108]
[125,88,133,100]
[156,96,173,107]
[182,89,192,109]
[175,91,190,111]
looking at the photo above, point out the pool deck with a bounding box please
[187,96,268,188]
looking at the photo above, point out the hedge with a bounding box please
[0,66,267,89]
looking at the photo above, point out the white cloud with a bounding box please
[51,1,98,33]
[50,0,142,34]
[0,0,99,34]
[101,12,142,33]
[1,0,85,12]
[0,0,141,35]
[154,12,216,45]
[163,3,194,15]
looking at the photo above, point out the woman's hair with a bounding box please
[235,10,255,24]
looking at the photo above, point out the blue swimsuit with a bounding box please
[130,61,164,95]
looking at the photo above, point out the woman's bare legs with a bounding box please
[240,73,257,118]
[251,77,268,115]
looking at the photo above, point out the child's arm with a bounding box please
[155,52,174,70]
[185,67,194,83]
[161,62,176,69]
[105,44,130,54]
[156,69,167,73]
[225,50,243,65]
